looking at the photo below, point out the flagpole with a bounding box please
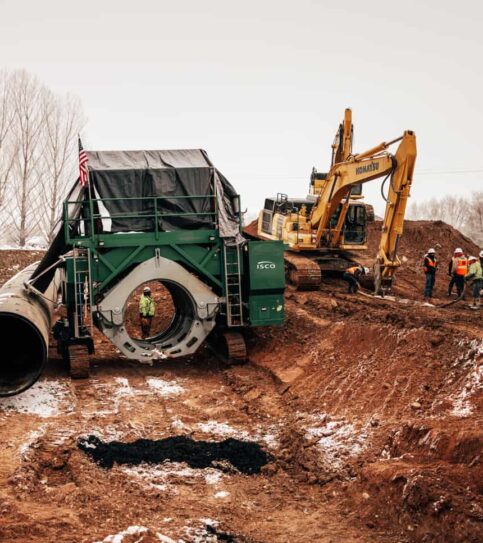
[79,135,94,238]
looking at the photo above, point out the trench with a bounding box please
[78,435,273,474]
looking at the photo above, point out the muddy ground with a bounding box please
[0,221,481,543]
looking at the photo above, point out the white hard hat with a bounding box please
[479,250,483,258]
[364,267,370,275]
[427,248,436,254]
[454,248,463,254]
[143,286,151,293]
[468,255,477,263]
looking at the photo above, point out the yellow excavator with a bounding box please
[253,109,417,294]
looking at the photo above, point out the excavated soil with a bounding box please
[0,221,481,543]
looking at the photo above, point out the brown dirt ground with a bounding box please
[0,221,481,543]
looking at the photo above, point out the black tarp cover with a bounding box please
[31,149,240,292]
[88,149,237,233]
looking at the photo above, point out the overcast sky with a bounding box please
[0,0,482,215]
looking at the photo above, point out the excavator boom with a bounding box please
[375,130,417,292]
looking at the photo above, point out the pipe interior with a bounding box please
[126,280,195,346]
[0,314,46,397]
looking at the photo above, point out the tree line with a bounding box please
[408,192,483,246]
[0,69,85,246]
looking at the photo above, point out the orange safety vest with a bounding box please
[455,257,468,276]
[346,266,359,275]
[424,256,437,273]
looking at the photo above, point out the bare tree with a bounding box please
[6,70,48,246]
[38,92,86,243]
[0,70,16,211]
[409,192,482,246]
[0,69,87,246]
[466,191,483,246]
[407,200,419,219]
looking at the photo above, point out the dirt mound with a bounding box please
[243,218,259,239]
[248,286,482,542]
[0,249,45,287]
[0,234,481,543]
[362,220,481,300]
[366,219,480,263]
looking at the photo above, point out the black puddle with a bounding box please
[78,435,272,474]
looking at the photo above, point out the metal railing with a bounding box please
[63,194,219,242]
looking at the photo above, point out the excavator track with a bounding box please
[67,344,90,379]
[221,331,247,365]
[208,331,247,365]
[284,253,322,290]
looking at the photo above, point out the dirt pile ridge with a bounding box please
[361,219,481,300]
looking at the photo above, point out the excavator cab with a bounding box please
[260,195,316,237]
[343,203,366,244]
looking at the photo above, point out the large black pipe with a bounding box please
[0,264,59,396]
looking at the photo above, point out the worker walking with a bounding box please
[423,248,438,301]
[465,256,483,309]
[448,248,467,298]
[343,264,366,294]
[139,286,155,339]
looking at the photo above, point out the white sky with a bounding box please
[1,0,482,215]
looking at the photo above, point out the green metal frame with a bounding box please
[63,193,235,301]
[62,191,285,332]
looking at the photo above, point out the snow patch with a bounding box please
[113,377,134,397]
[214,490,229,499]
[18,424,48,458]
[195,419,280,449]
[146,378,184,397]
[184,519,217,543]
[94,525,147,543]
[450,339,483,417]
[119,462,224,491]
[302,413,369,469]
[85,377,184,416]
[205,471,222,485]
[171,418,189,431]
[0,380,74,418]
[197,420,251,440]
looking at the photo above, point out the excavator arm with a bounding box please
[374,130,417,293]
[310,153,395,242]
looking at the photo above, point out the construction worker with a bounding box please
[448,248,467,298]
[465,256,483,309]
[343,264,366,294]
[423,248,438,301]
[139,286,155,339]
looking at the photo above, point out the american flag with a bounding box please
[78,138,89,187]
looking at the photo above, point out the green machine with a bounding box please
[33,149,285,376]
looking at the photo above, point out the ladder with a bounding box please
[72,248,93,337]
[223,243,244,327]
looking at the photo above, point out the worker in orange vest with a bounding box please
[343,264,366,294]
[423,248,438,301]
[448,248,467,298]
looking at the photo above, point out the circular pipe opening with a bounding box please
[123,280,195,346]
[0,314,46,397]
